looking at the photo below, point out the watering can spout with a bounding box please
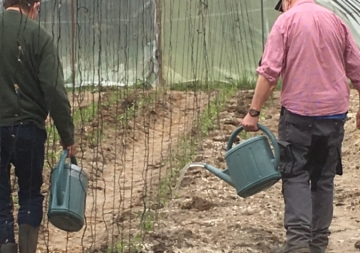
[204,164,234,187]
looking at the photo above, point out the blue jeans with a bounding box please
[0,123,47,244]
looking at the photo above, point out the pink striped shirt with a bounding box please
[257,0,360,116]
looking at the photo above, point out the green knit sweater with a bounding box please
[0,10,74,146]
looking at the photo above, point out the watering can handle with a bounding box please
[226,124,280,169]
[54,150,79,203]
[70,156,78,166]
[57,150,78,179]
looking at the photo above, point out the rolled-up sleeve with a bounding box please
[343,24,360,91]
[256,22,285,84]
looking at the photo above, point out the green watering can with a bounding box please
[192,124,281,198]
[48,150,89,232]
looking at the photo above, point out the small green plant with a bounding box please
[46,149,60,166]
[85,128,104,147]
[133,78,153,90]
[106,242,124,253]
[106,234,143,253]
[139,209,155,232]
[46,125,60,143]
[73,102,99,123]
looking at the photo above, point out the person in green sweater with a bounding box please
[0,0,77,252]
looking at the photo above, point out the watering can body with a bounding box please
[203,124,281,198]
[48,150,88,232]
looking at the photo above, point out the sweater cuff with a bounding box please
[61,137,75,147]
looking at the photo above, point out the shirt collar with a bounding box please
[293,0,315,8]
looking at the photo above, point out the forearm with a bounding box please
[250,75,277,111]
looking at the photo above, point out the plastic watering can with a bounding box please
[192,124,281,198]
[48,150,89,232]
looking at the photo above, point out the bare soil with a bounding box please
[9,88,360,253]
[138,89,360,253]
[36,89,216,252]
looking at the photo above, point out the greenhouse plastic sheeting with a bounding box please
[160,0,279,84]
[37,0,158,87]
[316,0,360,45]
[160,0,360,85]
[0,0,359,86]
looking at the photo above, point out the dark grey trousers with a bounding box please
[278,108,345,252]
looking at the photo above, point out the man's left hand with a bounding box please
[240,113,259,132]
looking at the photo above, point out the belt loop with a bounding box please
[281,106,285,116]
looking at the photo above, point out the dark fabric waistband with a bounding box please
[281,107,347,120]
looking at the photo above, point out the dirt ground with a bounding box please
[10,87,359,252]
[35,89,216,252]
[139,89,360,253]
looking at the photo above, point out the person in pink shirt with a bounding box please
[241,0,360,252]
